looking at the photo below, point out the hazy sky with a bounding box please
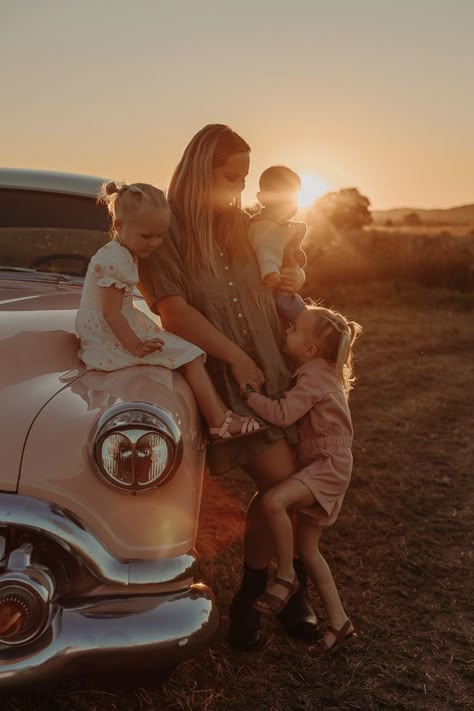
[1,0,473,209]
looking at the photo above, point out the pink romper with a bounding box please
[248,359,353,526]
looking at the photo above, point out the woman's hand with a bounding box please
[278,266,305,293]
[230,352,265,395]
[132,338,165,357]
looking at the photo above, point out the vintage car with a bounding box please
[0,168,218,687]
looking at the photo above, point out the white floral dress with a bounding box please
[75,240,205,371]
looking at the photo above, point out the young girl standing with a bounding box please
[76,181,266,443]
[246,305,362,654]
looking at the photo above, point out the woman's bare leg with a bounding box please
[228,438,295,648]
[296,522,353,647]
[243,438,296,568]
[228,438,318,648]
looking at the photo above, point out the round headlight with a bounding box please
[90,403,183,492]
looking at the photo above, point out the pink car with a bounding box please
[0,168,218,687]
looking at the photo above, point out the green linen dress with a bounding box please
[138,210,298,473]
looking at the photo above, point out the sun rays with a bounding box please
[298,173,331,207]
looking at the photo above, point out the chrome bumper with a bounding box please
[0,585,218,687]
[0,493,219,687]
[0,493,199,586]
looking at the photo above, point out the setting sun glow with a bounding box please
[298,173,331,207]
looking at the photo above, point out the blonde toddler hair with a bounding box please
[307,304,362,397]
[98,181,169,236]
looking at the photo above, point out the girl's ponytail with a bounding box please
[97,181,169,236]
[307,304,362,398]
[340,320,363,397]
[336,329,351,381]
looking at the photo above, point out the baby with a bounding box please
[248,165,307,323]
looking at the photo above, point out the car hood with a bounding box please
[0,279,84,489]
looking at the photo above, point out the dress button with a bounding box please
[238,313,243,318]
[224,266,229,270]
[219,252,224,257]
[228,281,233,286]
[243,330,247,334]
[233,297,238,302]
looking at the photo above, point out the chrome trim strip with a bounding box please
[0,585,218,688]
[0,494,198,585]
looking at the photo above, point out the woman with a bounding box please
[138,124,317,648]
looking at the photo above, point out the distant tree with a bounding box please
[385,218,394,227]
[310,188,372,231]
[403,212,422,226]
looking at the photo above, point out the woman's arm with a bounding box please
[101,286,164,357]
[283,226,307,270]
[158,295,265,393]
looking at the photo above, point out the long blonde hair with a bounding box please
[167,124,251,276]
[307,305,362,396]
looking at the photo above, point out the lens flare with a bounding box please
[298,173,331,207]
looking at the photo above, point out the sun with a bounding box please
[298,173,331,207]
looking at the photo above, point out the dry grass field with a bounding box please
[2,283,473,711]
[372,225,474,238]
[302,228,474,293]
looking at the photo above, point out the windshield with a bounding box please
[0,188,110,280]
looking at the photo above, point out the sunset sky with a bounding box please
[1,0,473,210]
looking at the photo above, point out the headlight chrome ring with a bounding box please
[89,402,183,492]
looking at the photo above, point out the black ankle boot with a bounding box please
[277,558,319,641]
[227,564,268,650]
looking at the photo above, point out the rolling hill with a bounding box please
[372,203,474,225]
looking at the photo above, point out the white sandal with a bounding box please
[208,410,268,445]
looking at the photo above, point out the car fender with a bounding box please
[18,365,207,560]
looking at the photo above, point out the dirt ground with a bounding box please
[3,283,473,710]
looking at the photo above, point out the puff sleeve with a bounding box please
[90,242,137,293]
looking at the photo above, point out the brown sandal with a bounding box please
[209,410,268,445]
[310,619,357,655]
[254,575,300,615]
